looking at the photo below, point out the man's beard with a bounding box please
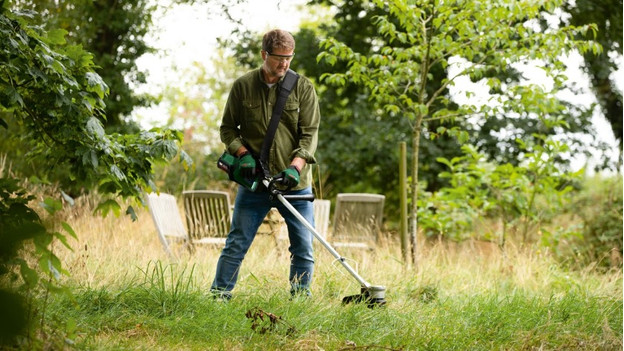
[271,67,286,77]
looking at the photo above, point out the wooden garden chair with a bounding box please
[331,193,385,250]
[182,190,230,248]
[145,192,191,259]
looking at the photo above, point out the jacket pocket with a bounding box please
[241,99,263,140]
[243,99,262,114]
[282,102,300,128]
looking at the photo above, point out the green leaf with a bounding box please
[110,164,126,181]
[86,117,105,139]
[3,86,24,107]
[94,199,121,217]
[126,205,138,222]
[19,261,39,287]
[0,118,7,129]
[436,157,454,169]
[147,179,158,193]
[33,232,53,251]
[61,221,78,240]
[53,231,73,251]
[179,150,194,171]
[65,44,94,68]
[85,72,109,98]
[151,139,178,160]
[46,254,65,279]
[457,131,469,144]
[47,28,67,45]
[41,197,62,215]
[82,149,99,168]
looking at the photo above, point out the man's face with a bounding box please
[261,48,294,81]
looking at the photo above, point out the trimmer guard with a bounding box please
[342,285,387,308]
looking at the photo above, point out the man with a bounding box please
[211,29,321,299]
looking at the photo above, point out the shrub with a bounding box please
[569,176,623,269]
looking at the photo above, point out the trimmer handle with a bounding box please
[266,177,315,202]
[282,194,315,202]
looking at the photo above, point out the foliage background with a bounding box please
[0,0,622,347]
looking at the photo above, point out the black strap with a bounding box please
[259,69,299,177]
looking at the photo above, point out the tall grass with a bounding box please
[46,196,622,350]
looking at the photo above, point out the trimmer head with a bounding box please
[269,178,387,308]
[342,285,387,308]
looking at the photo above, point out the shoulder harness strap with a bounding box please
[259,69,300,177]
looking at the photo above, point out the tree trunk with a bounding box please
[410,121,422,267]
[399,142,410,264]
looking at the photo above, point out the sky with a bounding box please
[134,0,620,170]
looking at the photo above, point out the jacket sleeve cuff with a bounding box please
[227,139,245,156]
[290,148,317,164]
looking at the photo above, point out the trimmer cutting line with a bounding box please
[265,177,387,307]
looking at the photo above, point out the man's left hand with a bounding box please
[278,166,300,187]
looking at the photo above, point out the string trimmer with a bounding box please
[265,176,387,307]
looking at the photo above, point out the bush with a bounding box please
[569,176,623,269]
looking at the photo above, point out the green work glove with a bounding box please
[238,152,256,178]
[278,166,300,188]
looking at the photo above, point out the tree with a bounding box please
[0,0,160,196]
[0,5,189,344]
[204,0,607,218]
[13,0,252,132]
[564,0,623,166]
[0,4,191,209]
[10,0,156,131]
[284,1,602,213]
[319,0,600,265]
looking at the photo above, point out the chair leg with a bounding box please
[185,240,195,255]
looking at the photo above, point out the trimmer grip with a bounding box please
[282,194,315,202]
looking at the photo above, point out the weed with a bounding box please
[245,307,297,336]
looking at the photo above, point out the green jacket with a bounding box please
[220,68,320,190]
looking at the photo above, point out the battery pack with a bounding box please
[217,151,259,191]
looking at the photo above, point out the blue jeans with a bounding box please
[211,186,315,295]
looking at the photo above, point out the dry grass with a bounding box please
[51,194,622,304]
[37,193,623,350]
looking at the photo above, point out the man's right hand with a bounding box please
[238,152,256,178]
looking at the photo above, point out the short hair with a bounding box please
[262,29,295,53]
